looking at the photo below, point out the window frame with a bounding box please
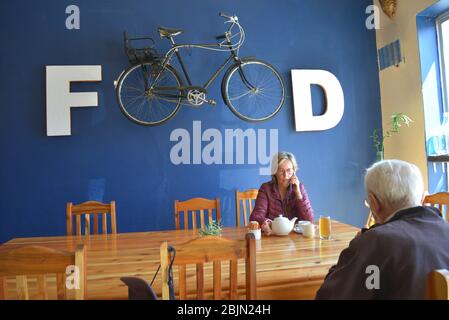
[436,11,449,113]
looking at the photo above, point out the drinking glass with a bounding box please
[319,216,331,240]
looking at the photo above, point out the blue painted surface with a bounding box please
[0,0,381,243]
[419,0,449,17]
[378,40,402,71]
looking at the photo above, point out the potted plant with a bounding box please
[371,113,413,161]
[199,220,223,237]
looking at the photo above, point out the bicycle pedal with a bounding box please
[208,99,217,105]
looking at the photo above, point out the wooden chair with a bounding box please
[66,201,117,236]
[365,211,376,228]
[160,233,256,300]
[0,245,86,300]
[423,192,449,222]
[174,197,220,230]
[364,200,376,228]
[235,189,258,227]
[427,269,449,300]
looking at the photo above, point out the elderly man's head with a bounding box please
[365,160,424,224]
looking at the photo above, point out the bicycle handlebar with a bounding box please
[219,12,238,22]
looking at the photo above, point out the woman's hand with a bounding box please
[261,220,273,236]
[290,175,302,200]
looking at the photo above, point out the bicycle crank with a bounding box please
[187,90,216,107]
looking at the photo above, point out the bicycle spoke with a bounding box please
[121,94,147,108]
[228,89,253,101]
[122,84,145,92]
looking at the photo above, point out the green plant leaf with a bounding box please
[371,113,413,155]
[199,220,223,237]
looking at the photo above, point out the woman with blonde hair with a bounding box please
[250,152,314,235]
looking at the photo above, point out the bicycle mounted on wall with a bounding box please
[114,12,286,126]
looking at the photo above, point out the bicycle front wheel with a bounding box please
[116,63,183,126]
[222,59,285,122]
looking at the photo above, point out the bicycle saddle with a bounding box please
[158,27,183,38]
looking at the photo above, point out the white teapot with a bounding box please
[270,215,298,236]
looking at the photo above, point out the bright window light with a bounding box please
[437,13,449,111]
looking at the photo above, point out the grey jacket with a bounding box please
[316,206,449,300]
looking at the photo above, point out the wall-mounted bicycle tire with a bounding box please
[222,59,285,122]
[116,63,183,126]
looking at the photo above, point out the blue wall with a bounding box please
[0,0,381,243]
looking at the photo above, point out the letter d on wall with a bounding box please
[291,70,344,132]
[46,66,102,136]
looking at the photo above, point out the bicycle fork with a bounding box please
[236,60,257,92]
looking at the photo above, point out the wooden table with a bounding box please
[1,220,358,300]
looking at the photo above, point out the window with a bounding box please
[437,11,449,112]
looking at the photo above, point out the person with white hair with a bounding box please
[316,159,449,300]
[250,151,314,235]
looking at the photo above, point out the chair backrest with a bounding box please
[363,199,376,228]
[120,276,158,300]
[0,245,86,300]
[427,269,449,300]
[365,211,376,228]
[160,234,256,300]
[174,197,220,230]
[235,189,258,227]
[66,201,117,236]
[423,192,449,222]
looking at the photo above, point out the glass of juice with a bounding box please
[319,216,332,240]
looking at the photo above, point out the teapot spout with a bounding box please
[290,217,298,225]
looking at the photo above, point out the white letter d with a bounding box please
[291,69,344,132]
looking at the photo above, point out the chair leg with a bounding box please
[0,276,7,300]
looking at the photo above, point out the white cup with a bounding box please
[248,229,261,240]
[295,221,311,233]
[303,223,316,238]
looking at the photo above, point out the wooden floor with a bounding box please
[1,221,359,300]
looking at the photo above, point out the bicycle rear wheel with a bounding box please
[222,59,285,122]
[116,63,183,126]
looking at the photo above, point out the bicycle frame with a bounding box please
[160,42,234,89]
[149,39,255,98]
